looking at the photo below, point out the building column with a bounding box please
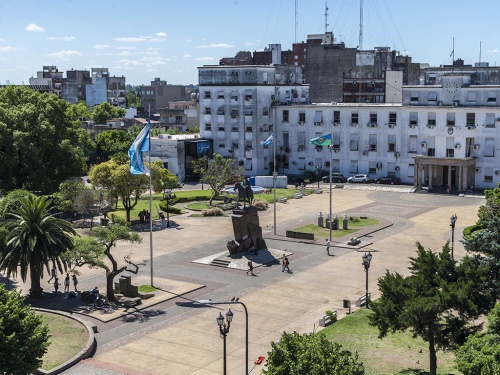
[447,165,452,189]
[463,165,469,191]
[429,165,433,189]
[458,166,463,192]
[414,163,418,188]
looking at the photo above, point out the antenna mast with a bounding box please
[295,0,298,44]
[359,0,363,50]
[325,2,329,33]
[479,41,482,64]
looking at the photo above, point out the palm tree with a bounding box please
[0,195,76,298]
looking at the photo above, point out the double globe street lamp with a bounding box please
[450,214,458,260]
[216,308,234,375]
[362,252,373,309]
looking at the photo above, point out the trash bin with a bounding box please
[318,212,324,227]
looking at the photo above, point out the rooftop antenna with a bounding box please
[479,41,482,64]
[325,2,329,33]
[295,0,298,44]
[359,0,363,50]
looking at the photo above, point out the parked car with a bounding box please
[290,174,313,185]
[322,172,346,183]
[347,174,371,183]
[374,175,401,185]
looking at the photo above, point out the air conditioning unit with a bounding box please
[334,149,340,153]
[271,95,276,101]
[394,152,400,158]
[409,124,416,129]
[388,123,396,129]
[333,122,341,127]
[475,167,481,173]
[420,142,427,148]
[395,166,400,171]
[453,101,459,107]
[495,171,500,175]
[473,145,480,151]
[437,101,443,106]
[363,151,369,156]
[467,125,476,130]
[259,128,264,132]
[455,144,461,149]
[308,162,314,166]
[350,123,358,127]
[298,122,305,126]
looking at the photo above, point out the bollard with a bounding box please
[343,214,348,230]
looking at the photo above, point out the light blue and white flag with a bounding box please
[261,133,274,146]
[128,121,150,175]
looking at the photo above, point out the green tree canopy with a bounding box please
[0,86,94,193]
[0,195,76,297]
[91,102,126,124]
[191,154,240,205]
[95,130,134,159]
[263,331,364,375]
[370,242,495,375]
[53,178,86,221]
[0,285,50,374]
[0,189,35,219]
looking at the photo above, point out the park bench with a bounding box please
[354,293,371,308]
[123,297,142,308]
[319,309,337,327]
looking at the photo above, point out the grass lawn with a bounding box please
[294,217,379,238]
[138,285,158,293]
[322,309,458,375]
[39,311,88,371]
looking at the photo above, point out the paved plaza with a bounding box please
[4,186,484,374]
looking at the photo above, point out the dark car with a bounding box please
[290,174,313,185]
[322,172,346,183]
[375,175,401,185]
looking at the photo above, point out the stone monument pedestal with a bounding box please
[229,206,265,256]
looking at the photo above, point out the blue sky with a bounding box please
[1,0,500,86]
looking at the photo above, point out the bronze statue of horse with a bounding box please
[234,182,254,207]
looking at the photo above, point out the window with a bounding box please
[369,134,377,151]
[245,126,253,133]
[217,106,225,115]
[446,137,454,157]
[231,126,238,132]
[314,111,323,125]
[486,113,495,128]
[218,126,225,131]
[428,112,436,125]
[231,91,238,101]
[245,158,252,170]
[232,142,239,149]
[231,108,238,118]
[408,164,415,177]
[447,112,455,126]
[217,91,224,99]
[487,92,497,104]
[351,112,358,124]
[467,91,477,104]
[333,111,340,123]
[204,91,211,99]
[485,138,495,157]
[388,135,396,152]
[349,160,358,174]
[466,137,474,158]
[466,113,475,125]
[350,134,359,151]
[282,110,289,122]
[283,132,289,148]
[244,107,252,116]
[332,133,340,149]
[299,112,306,123]
[389,113,397,124]
[205,123,212,131]
[410,92,419,103]
[245,93,252,102]
[298,132,306,147]
[204,107,211,115]
[409,112,418,125]
[427,136,435,157]
[409,135,418,153]
[485,167,493,182]
[245,141,252,149]
[332,159,340,171]
[370,112,377,124]
[218,143,225,148]
[428,92,437,103]
[263,107,269,116]
[298,157,306,170]
[369,161,377,174]
[388,162,396,174]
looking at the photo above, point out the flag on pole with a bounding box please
[260,133,274,146]
[128,121,150,175]
[310,134,331,146]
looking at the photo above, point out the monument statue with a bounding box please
[234,177,254,207]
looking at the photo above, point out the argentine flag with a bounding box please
[261,133,274,146]
[310,134,331,146]
[128,121,150,175]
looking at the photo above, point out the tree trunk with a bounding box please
[106,271,117,301]
[125,207,131,222]
[29,268,43,298]
[429,335,437,375]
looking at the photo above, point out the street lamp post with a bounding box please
[163,189,176,228]
[362,252,373,309]
[216,308,234,375]
[317,163,322,189]
[450,214,457,260]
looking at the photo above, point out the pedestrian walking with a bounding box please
[160,213,166,229]
[64,274,70,293]
[281,255,286,272]
[283,256,291,273]
[246,259,254,276]
[139,211,144,223]
[325,239,331,256]
[48,265,56,283]
[72,274,78,292]
[92,286,99,308]
[53,278,59,295]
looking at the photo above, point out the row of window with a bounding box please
[410,91,497,104]
[204,106,269,116]
[203,90,253,101]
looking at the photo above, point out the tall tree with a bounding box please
[54,178,86,221]
[91,102,126,124]
[95,130,134,160]
[0,195,76,297]
[370,242,495,375]
[455,302,500,375]
[0,189,35,219]
[0,285,50,374]
[191,154,240,205]
[263,331,364,375]
[65,218,143,300]
[0,86,94,193]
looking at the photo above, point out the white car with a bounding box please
[347,174,371,183]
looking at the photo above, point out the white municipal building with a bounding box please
[199,65,500,190]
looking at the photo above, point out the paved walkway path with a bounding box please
[5,188,483,374]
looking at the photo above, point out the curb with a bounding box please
[34,308,96,375]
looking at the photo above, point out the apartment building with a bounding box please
[139,78,190,114]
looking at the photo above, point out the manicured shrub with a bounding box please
[253,199,269,211]
[202,207,224,216]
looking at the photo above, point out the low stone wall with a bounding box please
[286,230,314,240]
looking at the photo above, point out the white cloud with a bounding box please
[47,50,82,59]
[244,40,261,47]
[150,61,165,66]
[195,57,215,61]
[93,44,111,49]
[150,38,166,42]
[115,37,147,42]
[117,46,136,50]
[0,46,23,52]
[148,47,161,51]
[487,49,500,53]
[118,59,142,66]
[183,54,192,58]
[142,56,164,62]
[147,69,159,72]
[46,36,76,41]
[184,39,193,43]
[0,38,4,42]
[197,43,234,49]
[156,32,167,37]
[25,23,45,32]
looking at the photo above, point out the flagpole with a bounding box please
[148,106,154,287]
[273,130,277,235]
[329,130,333,242]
